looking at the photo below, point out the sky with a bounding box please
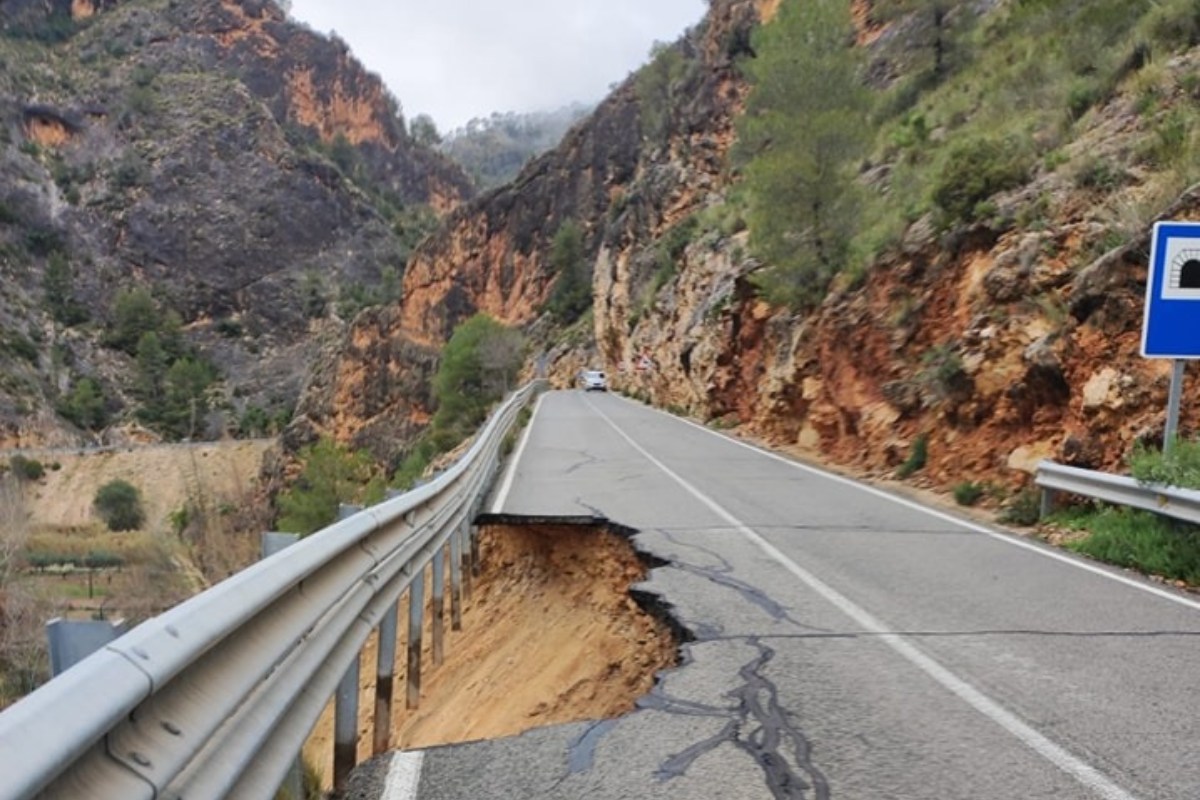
[286,0,708,134]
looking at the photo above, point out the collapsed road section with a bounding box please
[306,521,684,793]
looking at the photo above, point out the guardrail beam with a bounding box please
[0,383,543,800]
[1035,459,1200,526]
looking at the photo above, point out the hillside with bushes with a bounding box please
[0,0,471,449]
[299,0,1200,525]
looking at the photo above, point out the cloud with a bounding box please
[287,0,706,132]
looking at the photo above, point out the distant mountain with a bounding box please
[0,0,472,447]
[439,105,592,191]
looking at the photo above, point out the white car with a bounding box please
[581,370,608,391]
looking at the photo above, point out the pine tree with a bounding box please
[738,0,872,310]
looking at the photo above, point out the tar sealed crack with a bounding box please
[646,638,830,800]
[657,529,832,636]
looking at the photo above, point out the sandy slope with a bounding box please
[16,440,274,533]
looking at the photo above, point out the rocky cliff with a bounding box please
[0,0,470,447]
[286,0,760,466]
[300,0,1200,506]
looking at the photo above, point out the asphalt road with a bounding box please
[375,390,1200,800]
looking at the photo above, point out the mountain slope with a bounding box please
[0,0,471,447]
[298,0,1200,507]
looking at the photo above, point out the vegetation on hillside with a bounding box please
[546,220,593,324]
[93,479,145,532]
[440,105,591,190]
[275,439,385,535]
[275,313,524,532]
[394,314,524,489]
[737,0,1200,311]
[0,0,468,446]
[737,0,871,309]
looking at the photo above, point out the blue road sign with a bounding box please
[1141,221,1200,358]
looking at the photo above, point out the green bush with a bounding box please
[1062,506,1200,585]
[999,488,1041,526]
[94,480,145,532]
[9,455,45,482]
[1129,439,1200,488]
[2,13,77,43]
[953,481,984,506]
[933,136,1032,223]
[431,314,524,449]
[58,377,108,431]
[896,434,928,479]
[1,330,38,363]
[276,439,384,535]
[545,220,592,324]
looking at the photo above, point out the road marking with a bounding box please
[382,751,424,800]
[590,399,1139,800]
[490,392,544,514]
[619,395,1200,614]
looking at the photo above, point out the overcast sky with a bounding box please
[287,0,708,134]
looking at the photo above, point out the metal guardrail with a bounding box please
[1036,459,1200,525]
[0,383,541,800]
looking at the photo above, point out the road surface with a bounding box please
[360,390,1200,800]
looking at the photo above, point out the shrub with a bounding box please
[1129,439,1200,488]
[1064,507,1200,585]
[94,480,145,531]
[276,439,384,535]
[896,434,928,479]
[932,136,1032,223]
[953,481,984,506]
[999,488,1041,526]
[9,455,45,481]
[545,220,591,324]
[58,377,108,431]
[2,330,38,363]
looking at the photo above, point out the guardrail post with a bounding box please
[45,619,128,677]
[1040,487,1056,520]
[372,602,399,756]
[407,569,426,710]
[450,529,463,632]
[431,546,445,666]
[261,533,303,800]
[470,504,482,579]
[460,519,473,600]
[334,657,361,794]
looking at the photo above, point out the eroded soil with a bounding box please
[303,524,680,788]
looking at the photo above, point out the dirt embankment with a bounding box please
[15,440,274,534]
[304,524,679,787]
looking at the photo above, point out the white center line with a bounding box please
[590,398,1139,800]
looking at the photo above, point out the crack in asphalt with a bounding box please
[574,499,608,518]
[645,638,829,799]
[564,450,602,475]
[566,719,622,775]
[655,529,833,635]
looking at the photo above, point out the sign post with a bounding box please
[1141,221,1200,453]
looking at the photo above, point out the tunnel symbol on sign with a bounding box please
[1162,247,1200,299]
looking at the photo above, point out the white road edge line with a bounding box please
[382,751,425,800]
[621,395,1200,614]
[590,399,1138,800]
[490,392,544,514]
